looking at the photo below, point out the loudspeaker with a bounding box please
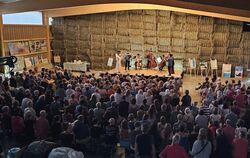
[243,22,250,32]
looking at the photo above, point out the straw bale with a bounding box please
[90,21,103,28]
[105,28,116,35]
[144,45,157,52]
[89,27,103,35]
[80,26,89,35]
[143,37,155,45]
[157,30,171,38]
[52,40,64,49]
[176,15,186,24]
[185,32,198,40]
[199,24,213,33]
[104,22,116,29]
[185,53,198,59]
[131,44,143,51]
[91,14,103,21]
[171,24,183,31]
[171,46,184,52]
[226,55,241,63]
[186,15,199,24]
[173,53,186,59]
[157,23,170,31]
[79,33,90,41]
[213,47,227,54]
[227,48,243,55]
[214,24,229,33]
[172,31,184,38]
[104,43,116,49]
[53,32,64,40]
[228,33,241,41]
[143,30,155,37]
[158,38,171,46]
[199,47,213,55]
[242,40,250,48]
[199,40,212,47]
[198,32,212,40]
[185,40,198,47]
[213,40,227,47]
[118,21,129,28]
[130,29,143,36]
[185,24,198,32]
[91,42,102,50]
[91,49,102,56]
[129,14,142,21]
[213,33,228,41]
[172,38,184,46]
[186,47,198,53]
[65,40,77,48]
[66,48,78,56]
[242,32,250,40]
[78,19,90,27]
[117,36,130,43]
[143,15,156,23]
[143,10,156,15]
[91,35,103,43]
[117,28,129,36]
[64,18,78,26]
[117,14,129,21]
[158,10,171,17]
[104,13,117,21]
[104,50,116,55]
[229,25,242,33]
[130,36,144,44]
[144,22,156,30]
[129,10,143,14]
[158,45,169,52]
[228,40,240,48]
[214,18,228,25]
[129,22,143,29]
[117,43,131,50]
[104,36,116,43]
[79,41,91,49]
[199,16,213,25]
[78,48,90,55]
[158,16,170,23]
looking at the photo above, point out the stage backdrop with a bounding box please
[51,10,250,72]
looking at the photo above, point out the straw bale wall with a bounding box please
[52,10,250,70]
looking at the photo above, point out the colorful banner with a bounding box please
[222,64,231,78]
[235,66,243,78]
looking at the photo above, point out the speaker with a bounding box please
[243,22,250,32]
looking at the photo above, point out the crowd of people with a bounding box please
[0,67,250,158]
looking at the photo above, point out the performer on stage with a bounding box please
[135,54,142,70]
[124,51,131,71]
[167,53,175,76]
[115,51,122,73]
[158,55,166,71]
[146,51,157,69]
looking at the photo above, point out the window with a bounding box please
[3,11,43,25]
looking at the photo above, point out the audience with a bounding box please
[0,68,249,158]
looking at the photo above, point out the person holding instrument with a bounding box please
[135,54,142,70]
[124,51,131,71]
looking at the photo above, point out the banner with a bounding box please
[24,58,32,68]
[222,64,231,78]
[235,66,243,78]
[8,42,30,55]
[107,57,113,67]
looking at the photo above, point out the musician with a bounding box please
[158,55,166,71]
[167,54,175,76]
[124,51,131,71]
[146,51,157,69]
[135,54,142,70]
[115,51,122,73]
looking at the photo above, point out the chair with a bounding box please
[187,58,197,76]
[198,61,208,77]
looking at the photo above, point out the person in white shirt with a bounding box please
[136,89,144,107]
[114,88,123,104]
[116,51,122,73]
[65,84,75,100]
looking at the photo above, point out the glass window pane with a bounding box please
[3,11,43,25]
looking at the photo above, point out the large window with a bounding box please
[3,11,43,25]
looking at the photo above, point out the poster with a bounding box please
[8,42,30,55]
[174,59,183,71]
[222,64,232,78]
[42,58,49,64]
[210,59,218,70]
[107,57,113,67]
[29,40,47,53]
[24,58,32,67]
[235,66,243,78]
[13,57,25,72]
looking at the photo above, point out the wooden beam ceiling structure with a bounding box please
[0,0,250,21]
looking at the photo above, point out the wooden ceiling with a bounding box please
[0,0,250,21]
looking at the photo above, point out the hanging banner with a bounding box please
[222,64,231,78]
[235,66,243,78]
[210,59,218,70]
